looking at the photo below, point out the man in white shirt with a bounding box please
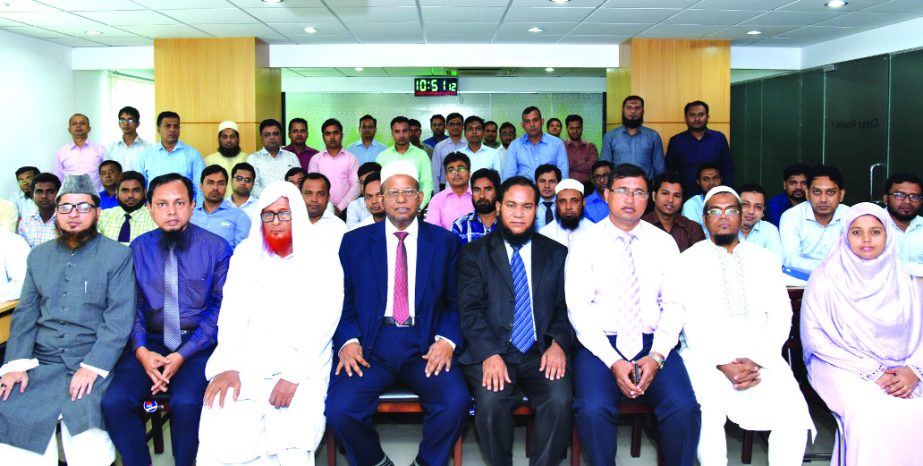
[106,106,151,172]
[668,186,814,466]
[300,173,347,249]
[737,183,784,261]
[566,163,701,466]
[9,166,39,220]
[0,229,29,301]
[345,162,380,229]
[197,181,343,466]
[779,165,850,274]
[539,178,593,248]
[352,172,386,230]
[459,116,501,175]
[247,119,300,198]
[882,172,923,276]
[681,161,722,226]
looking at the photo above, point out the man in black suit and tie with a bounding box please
[457,175,575,466]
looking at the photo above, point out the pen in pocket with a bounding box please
[84,281,88,294]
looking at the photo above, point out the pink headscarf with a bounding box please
[802,202,923,374]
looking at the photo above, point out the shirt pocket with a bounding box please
[84,281,108,308]
[181,278,208,309]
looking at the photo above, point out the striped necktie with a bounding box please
[510,243,535,353]
[616,234,643,360]
[163,245,181,351]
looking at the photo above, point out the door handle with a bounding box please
[869,162,884,202]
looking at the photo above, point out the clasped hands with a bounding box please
[203,371,299,409]
[876,367,920,399]
[135,346,185,394]
[611,353,662,398]
[717,358,762,390]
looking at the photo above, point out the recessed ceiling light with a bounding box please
[545,67,555,72]
[303,26,318,33]
[85,30,103,35]
[826,0,847,7]
[549,0,571,3]
[528,27,543,33]
[354,67,364,72]
[261,0,284,3]
[746,30,762,35]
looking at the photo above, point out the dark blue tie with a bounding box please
[510,244,535,353]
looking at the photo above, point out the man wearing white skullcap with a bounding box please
[205,121,248,196]
[539,178,594,248]
[665,185,814,466]
[326,158,469,466]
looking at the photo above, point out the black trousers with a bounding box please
[462,346,573,466]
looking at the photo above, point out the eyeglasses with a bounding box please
[384,189,419,200]
[56,202,97,214]
[233,176,254,183]
[889,192,923,203]
[17,177,34,185]
[118,118,137,125]
[446,167,469,174]
[610,187,649,199]
[260,211,293,223]
[705,207,741,217]
[593,173,610,180]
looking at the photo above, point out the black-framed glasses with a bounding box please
[705,207,741,217]
[56,202,97,214]
[889,192,923,202]
[446,167,469,174]
[260,211,293,223]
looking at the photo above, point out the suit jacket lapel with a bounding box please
[489,233,515,293]
[530,237,546,310]
[371,222,388,306]
[415,223,435,307]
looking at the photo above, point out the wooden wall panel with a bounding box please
[153,37,280,157]
[605,67,631,132]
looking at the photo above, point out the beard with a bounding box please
[558,214,582,231]
[888,204,919,223]
[56,221,99,249]
[622,114,643,129]
[118,198,144,213]
[714,233,737,246]
[499,220,534,247]
[474,199,496,214]
[218,145,242,158]
[264,230,293,255]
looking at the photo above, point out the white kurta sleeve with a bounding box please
[204,253,252,380]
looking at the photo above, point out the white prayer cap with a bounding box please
[218,120,238,133]
[380,160,418,186]
[555,178,585,196]
[704,185,741,204]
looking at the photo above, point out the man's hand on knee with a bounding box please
[336,342,370,377]
[0,371,28,401]
[269,379,298,408]
[204,370,241,408]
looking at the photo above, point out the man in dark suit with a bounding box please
[458,176,574,466]
[326,160,470,466]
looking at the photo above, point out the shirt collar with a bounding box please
[604,216,643,239]
[158,140,187,153]
[385,216,419,238]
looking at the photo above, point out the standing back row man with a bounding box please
[765,163,810,227]
[666,100,734,199]
[432,112,467,188]
[55,114,106,191]
[563,114,599,193]
[503,106,569,182]
[308,118,360,217]
[138,111,205,201]
[106,105,151,172]
[205,121,248,181]
[348,114,387,165]
[248,119,300,198]
[600,96,664,180]
[284,117,320,169]
[377,116,435,207]
[10,166,39,220]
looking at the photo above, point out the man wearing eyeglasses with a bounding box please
[431,112,467,190]
[106,106,151,173]
[882,172,923,276]
[9,166,39,220]
[197,181,343,465]
[102,173,232,466]
[425,153,473,230]
[229,162,259,217]
[0,174,135,465]
[327,160,469,466]
[665,186,814,465]
[566,163,701,466]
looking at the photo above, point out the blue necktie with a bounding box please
[510,244,535,353]
[163,245,181,352]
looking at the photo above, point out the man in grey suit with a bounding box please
[458,175,575,466]
[0,174,136,464]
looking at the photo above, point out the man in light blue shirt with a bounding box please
[431,112,467,188]
[599,95,664,180]
[346,114,387,165]
[459,116,501,176]
[780,165,849,274]
[681,162,722,226]
[106,105,151,172]
[737,183,783,261]
[502,106,569,181]
[137,111,204,200]
[191,165,251,249]
[882,172,923,276]
[584,160,612,223]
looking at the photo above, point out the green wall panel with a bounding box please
[761,74,802,188]
[889,48,923,177]
[800,70,824,167]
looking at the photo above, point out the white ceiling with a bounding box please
[0,0,921,48]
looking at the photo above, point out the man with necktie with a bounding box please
[101,173,232,466]
[326,160,469,466]
[565,163,701,466]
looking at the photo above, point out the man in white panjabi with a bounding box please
[197,181,344,466]
[667,186,814,466]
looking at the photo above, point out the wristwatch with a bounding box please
[649,352,665,370]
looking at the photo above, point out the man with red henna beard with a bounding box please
[197,181,343,466]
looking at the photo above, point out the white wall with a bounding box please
[0,29,73,198]
[73,70,110,144]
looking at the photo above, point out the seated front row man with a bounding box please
[458,175,574,466]
[0,174,136,465]
[565,163,701,466]
[197,181,344,465]
[667,186,814,466]
[102,173,232,466]
[326,160,470,466]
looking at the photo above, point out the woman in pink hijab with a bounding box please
[801,202,923,465]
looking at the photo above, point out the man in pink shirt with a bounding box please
[307,118,360,217]
[426,152,473,230]
[55,114,106,190]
